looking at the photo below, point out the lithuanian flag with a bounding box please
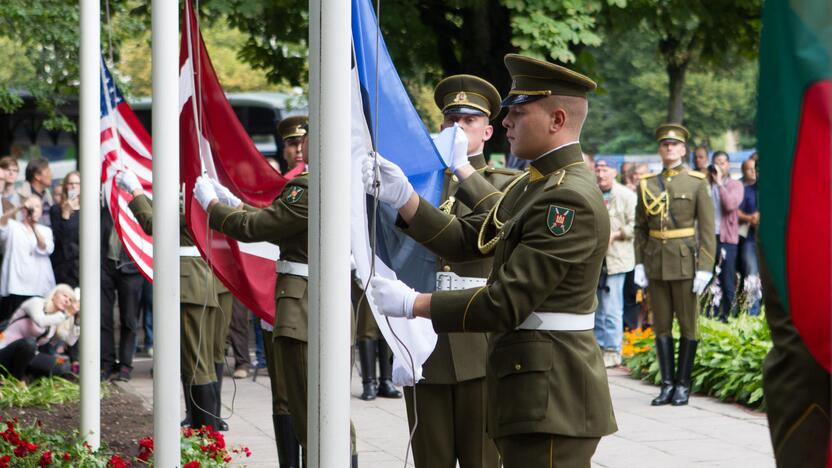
[758,0,831,372]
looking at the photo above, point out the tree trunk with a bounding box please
[666,60,688,123]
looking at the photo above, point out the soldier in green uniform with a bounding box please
[364,54,617,468]
[398,74,516,468]
[193,120,359,468]
[632,124,716,406]
[116,171,229,430]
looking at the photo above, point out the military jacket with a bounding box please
[423,154,518,384]
[128,194,228,307]
[208,175,310,342]
[634,165,716,281]
[400,143,617,439]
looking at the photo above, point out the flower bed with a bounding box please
[622,313,771,409]
[0,417,250,467]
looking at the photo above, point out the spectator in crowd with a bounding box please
[49,171,80,288]
[18,158,53,227]
[582,151,595,170]
[0,157,21,213]
[100,206,143,381]
[0,284,78,380]
[693,145,710,172]
[738,158,761,315]
[0,196,55,322]
[228,298,252,379]
[594,160,637,367]
[139,278,153,356]
[709,150,745,321]
[52,184,64,206]
[619,161,634,185]
[625,163,649,191]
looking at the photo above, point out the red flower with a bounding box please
[182,427,194,438]
[107,454,132,468]
[36,419,43,428]
[0,455,10,468]
[14,445,28,457]
[244,447,252,457]
[139,437,154,451]
[183,461,200,468]
[62,452,71,461]
[38,450,52,467]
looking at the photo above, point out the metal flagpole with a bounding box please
[308,0,352,465]
[79,0,101,450]
[151,0,181,465]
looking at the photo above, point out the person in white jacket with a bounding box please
[0,195,55,322]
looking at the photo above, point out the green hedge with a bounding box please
[623,314,771,409]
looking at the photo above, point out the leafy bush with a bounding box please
[622,314,771,409]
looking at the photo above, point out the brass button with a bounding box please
[442,265,451,272]
[280,290,285,294]
[452,175,459,183]
[514,363,522,371]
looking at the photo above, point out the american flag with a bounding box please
[100,58,154,280]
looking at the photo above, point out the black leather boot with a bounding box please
[376,339,402,398]
[214,363,229,431]
[191,383,218,430]
[357,340,378,400]
[651,335,676,406]
[672,337,698,406]
[181,381,193,427]
[275,414,301,468]
[351,454,358,468]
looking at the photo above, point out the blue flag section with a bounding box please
[352,0,445,292]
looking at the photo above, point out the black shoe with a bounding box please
[357,340,378,401]
[376,340,401,399]
[115,366,132,382]
[672,338,698,406]
[181,381,193,427]
[213,363,229,431]
[651,336,675,406]
[275,414,301,468]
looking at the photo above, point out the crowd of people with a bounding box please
[588,147,762,368]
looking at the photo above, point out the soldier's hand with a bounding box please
[438,124,471,171]
[362,153,415,209]
[116,170,142,195]
[692,271,713,295]
[210,178,242,208]
[193,175,219,211]
[634,264,648,288]
[370,275,417,319]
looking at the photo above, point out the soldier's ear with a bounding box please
[550,107,567,134]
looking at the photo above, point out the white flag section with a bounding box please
[350,64,438,386]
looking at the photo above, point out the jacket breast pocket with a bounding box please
[492,340,553,425]
[275,276,308,331]
[671,192,694,219]
[679,243,694,277]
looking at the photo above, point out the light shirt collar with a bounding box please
[535,141,580,160]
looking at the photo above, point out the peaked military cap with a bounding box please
[434,74,502,120]
[655,123,690,143]
[277,115,309,141]
[501,53,597,107]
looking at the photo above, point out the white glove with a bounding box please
[634,264,648,288]
[362,153,415,209]
[193,176,218,211]
[436,124,470,171]
[370,275,417,319]
[115,171,142,194]
[210,178,242,207]
[692,270,713,295]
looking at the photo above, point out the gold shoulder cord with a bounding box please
[439,196,456,215]
[639,177,668,218]
[477,172,529,254]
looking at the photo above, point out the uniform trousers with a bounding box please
[648,278,697,339]
[227,297,251,370]
[403,379,499,468]
[263,329,290,415]
[213,293,233,365]
[181,304,217,385]
[496,433,600,468]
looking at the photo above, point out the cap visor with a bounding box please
[444,106,487,117]
[500,94,546,107]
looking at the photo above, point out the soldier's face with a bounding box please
[283,137,304,169]
[502,101,553,159]
[658,140,685,166]
[441,113,493,155]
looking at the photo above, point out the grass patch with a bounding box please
[0,375,109,409]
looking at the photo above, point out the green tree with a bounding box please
[603,0,762,123]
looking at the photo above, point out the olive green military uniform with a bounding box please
[399,141,617,467]
[634,123,716,407]
[129,194,225,385]
[207,174,357,459]
[635,165,715,338]
[404,156,516,468]
[759,250,831,468]
[355,279,380,340]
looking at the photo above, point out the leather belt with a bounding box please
[516,312,595,331]
[276,260,309,277]
[179,246,200,257]
[649,228,695,240]
[436,272,487,292]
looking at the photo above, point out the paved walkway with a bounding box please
[121,357,774,467]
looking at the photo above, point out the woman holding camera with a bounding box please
[0,195,55,321]
[49,171,81,288]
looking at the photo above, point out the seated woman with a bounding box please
[0,284,79,380]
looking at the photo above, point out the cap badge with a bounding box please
[453,91,467,103]
[668,130,677,138]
